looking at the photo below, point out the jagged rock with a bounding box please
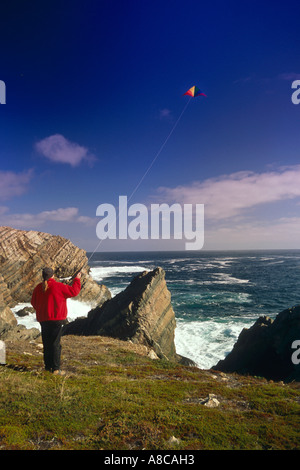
[167,436,181,446]
[0,340,5,364]
[0,324,41,342]
[213,305,300,382]
[15,306,35,317]
[0,273,14,308]
[0,282,17,336]
[0,302,16,329]
[0,226,111,342]
[63,267,194,365]
[0,284,40,341]
[147,349,159,360]
[201,394,220,408]
[0,226,111,307]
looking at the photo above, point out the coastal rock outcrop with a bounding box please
[63,267,193,365]
[0,226,111,341]
[213,305,300,382]
[0,226,190,366]
[0,226,111,307]
[0,284,40,341]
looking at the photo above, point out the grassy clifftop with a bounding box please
[0,335,299,450]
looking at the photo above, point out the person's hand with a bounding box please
[76,272,82,279]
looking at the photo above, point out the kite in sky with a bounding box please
[89,84,207,259]
[183,86,206,97]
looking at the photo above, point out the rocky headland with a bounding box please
[63,267,193,365]
[0,226,111,341]
[213,305,300,382]
[0,226,299,382]
[0,226,190,365]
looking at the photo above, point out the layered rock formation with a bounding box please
[213,305,300,382]
[0,227,190,366]
[0,287,40,342]
[0,226,111,307]
[63,267,194,365]
[0,226,111,341]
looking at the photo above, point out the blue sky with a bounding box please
[1,0,300,251]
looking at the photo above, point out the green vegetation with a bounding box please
[0,335,299,450]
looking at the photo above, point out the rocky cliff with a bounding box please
[0,226,111,307]
[0,226,111,341]
[63,267,193,365]
[0,281,41,342]
[0,227,189,365]
[213,305,300,382]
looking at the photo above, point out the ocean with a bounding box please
[12,250,300,369]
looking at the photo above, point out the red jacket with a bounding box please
[31,277,81,322]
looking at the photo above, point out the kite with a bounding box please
[183,85,206,97]
[88,85,206,261]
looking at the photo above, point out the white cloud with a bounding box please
[40,207,79,222]
[0,169,33,201]
[155,166,300,220]
[148,165,300,249]
[278,72,300,81]
[203,216,300,250]
[159,108,172,120]
[35,134,96,167]
[0,206,96,229]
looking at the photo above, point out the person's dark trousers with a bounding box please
[40,320,65,372]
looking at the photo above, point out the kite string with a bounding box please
[126,96,192,205]
[87,96,192,263]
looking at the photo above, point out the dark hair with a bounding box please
[42,267,54,292]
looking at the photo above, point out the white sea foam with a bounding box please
[11,266,146,330]
[12,299,254,370]
[214,260,233,267]
[12,303,40,330]
[90,265,148,282]
[211,273,249,284]
[12,298,93,332]
[10,262,254,370]
[175,318,253,369]
[166,258,190,264]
